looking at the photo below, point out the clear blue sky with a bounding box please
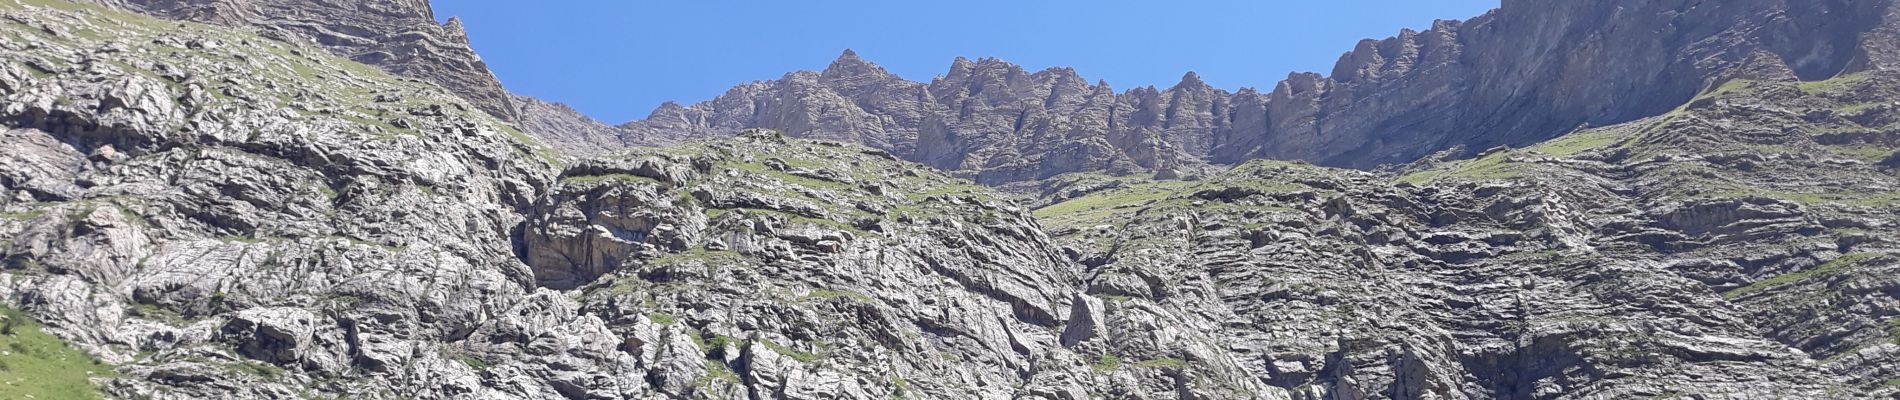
[432,0,1498,124]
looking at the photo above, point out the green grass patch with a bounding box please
[1091,354,1122,372]
[220,235,265,244]
[453,354,490,370]
[647,312,677,326]
[1834,102,1882,114]
[728,162,856,191]
[1130,358,1187,369]
[1829,146,1897,163]
[340,114,415,138]
[1529,129,1628,157]
[1885,318,1900,346]
[1724,253,1885,299]
[0,210,45,220]
[685,329,738,353]
[903,182,989,203]
[1798,73,1871,95]
[1034,181,1191,228]
[648,248,743,266]
[15,62,53,79]
[0,307,114,399]
[11,0,90,12]
[1700,189,1900,209]
[803,289,874,303]
[696,358,741,387]
[1707,79,1756,97]
[560,173,665,186]
[1397,150,1523,185]
[498,125,563,166]
[890,375,911,397]
[758,339,822,363]
[227,360,283,380]
[126,303,187,325]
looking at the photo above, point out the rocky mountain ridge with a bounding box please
[598,0,1900,185]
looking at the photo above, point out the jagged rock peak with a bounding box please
[822,48,891,79]
[648,101,690,119]
[1173,71,1208,89]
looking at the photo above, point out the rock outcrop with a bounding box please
[110,0,521,123]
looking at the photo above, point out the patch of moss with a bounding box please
[0,307,115,400]
[1724,253,1885,299]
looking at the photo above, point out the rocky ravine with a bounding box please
[2,0,1900,399]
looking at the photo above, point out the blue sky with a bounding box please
[433,0,1499,123]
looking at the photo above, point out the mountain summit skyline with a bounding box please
[434,0,1500,123]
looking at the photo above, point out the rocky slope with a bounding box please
[3,0,1900,399]
[601,0,1900,185]
[1028,69,1900,398]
